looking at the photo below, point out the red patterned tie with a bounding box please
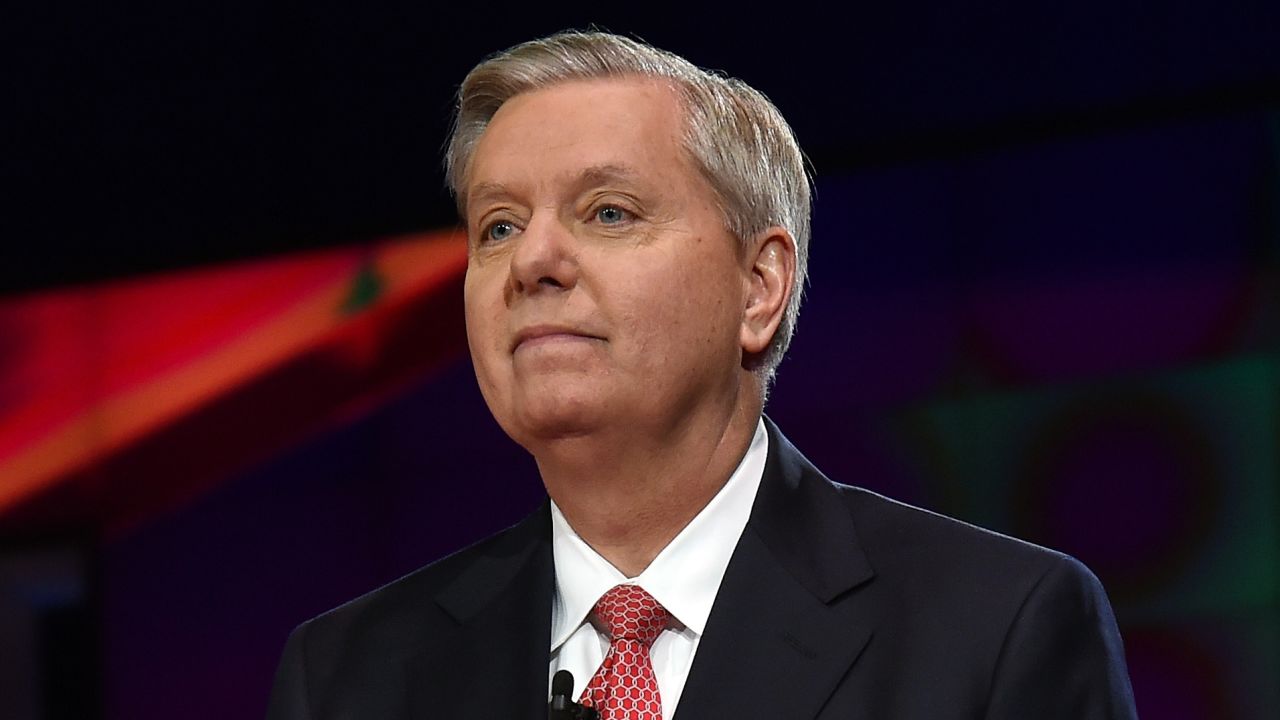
[579,584,671,720]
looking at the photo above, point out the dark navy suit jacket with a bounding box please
[266,419,1138,719]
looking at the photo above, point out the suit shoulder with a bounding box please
[832,482,1084,593]
[294,507,545,644]
[267,506,552,716]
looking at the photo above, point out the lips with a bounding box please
[511,324,606,353]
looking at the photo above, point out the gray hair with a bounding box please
[445,30,811,387]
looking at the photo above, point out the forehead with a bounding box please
[465,77,692,198]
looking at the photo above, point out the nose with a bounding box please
[507,213,578,300]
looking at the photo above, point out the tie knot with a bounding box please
[592,584,669,646]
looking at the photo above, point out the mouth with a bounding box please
[511,325,606,353]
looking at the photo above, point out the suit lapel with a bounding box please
[674,419,877,720]
[401,419,876,720]
[407,502,555,720]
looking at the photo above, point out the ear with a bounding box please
[740,226,796,356]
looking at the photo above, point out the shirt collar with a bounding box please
[550,418,769,650]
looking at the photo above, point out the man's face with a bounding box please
[462,78,752,447]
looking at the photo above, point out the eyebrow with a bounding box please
[467,181,516,213]
[574,163,645,192]
[467,163,648,214]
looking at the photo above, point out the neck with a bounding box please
[538,385,762,578]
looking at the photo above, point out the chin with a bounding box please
[505,390,613,446]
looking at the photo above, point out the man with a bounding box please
[267,31,1137,720]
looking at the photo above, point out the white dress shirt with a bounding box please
[547,418,769,720]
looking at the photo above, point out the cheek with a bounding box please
[463,272,508,374]
[614,264,739,358]
[666,253,742,323]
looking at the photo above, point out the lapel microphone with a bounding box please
[549,670,599,720]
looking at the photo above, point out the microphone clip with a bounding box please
[548,670,600,720]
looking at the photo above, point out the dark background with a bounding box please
[7,1,1278,294]
[3,2,1280,718]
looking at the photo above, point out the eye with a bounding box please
[595,205,632,225]
[484,220,517,243]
